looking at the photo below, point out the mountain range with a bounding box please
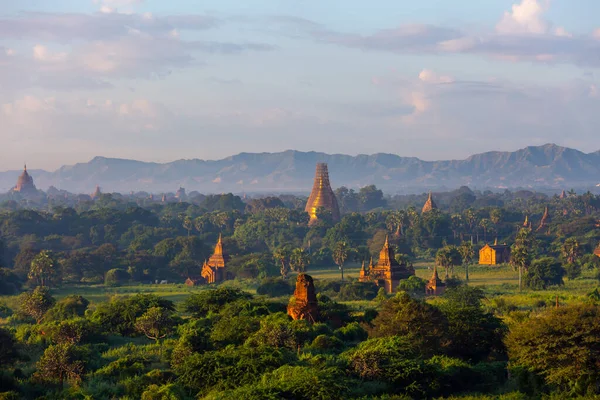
[2,144,600,194]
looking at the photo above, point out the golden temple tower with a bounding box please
[305,163,340,225]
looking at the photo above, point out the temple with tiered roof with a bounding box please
[201,234,229,284]
[359,236,414,294]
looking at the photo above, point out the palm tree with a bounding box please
[333,241,349,281]
[435,246,462,278]
[562,238,582,264]
[182,217,193,237]
[479,218,492,243]
[273,247,291,279]
[290,248,310,273]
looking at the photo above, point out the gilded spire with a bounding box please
[494,238,498,246]
[214,233,223,255]
[368,257,374,270]
[360,260,366,272]
[523,215,529,227]
[432,263,440,281]
[304,163,340,225]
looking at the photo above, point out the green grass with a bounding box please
[1,263,598,317]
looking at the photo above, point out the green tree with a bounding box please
[104,268,130,286]
[524,257,565,290]
[506,304,600,395]
[562,238,582,264]
[44,295,89,321]
[458,241,474,265]
[289,248,310,273]
[33,344,84,388]
[273,246,292,279]
[28,250,60,287]
[0,328,18,366]
[135,307,176,342]
[182,216,193,237]
[183,288,251,318]
[333,241,349,281]
[370,292,449,356]
[19,286,55,324]
[435,246,462,278]
[439,286,506,362]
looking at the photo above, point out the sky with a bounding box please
[1,0,600,171]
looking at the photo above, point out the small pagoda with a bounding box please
[425,265,446,296]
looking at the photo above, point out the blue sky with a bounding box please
[1,0,599,170]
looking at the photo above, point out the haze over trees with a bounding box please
[1,186,600,398]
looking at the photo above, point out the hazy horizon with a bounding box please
[2,0,600,170]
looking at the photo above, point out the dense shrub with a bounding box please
[182,288,251,318]
[176,346,296,394]
[89,294,174,336]
[338,281,378,301]
[256,278,293,297]
[0,269,22,295]
[104,268,130,286]
[524,257,565,290]
[44,295,89,321]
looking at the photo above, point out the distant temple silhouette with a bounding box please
[305,163,340,225]
[13,164,37,194]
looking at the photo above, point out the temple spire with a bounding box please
[422,191,437,213]
[304,163,340,225]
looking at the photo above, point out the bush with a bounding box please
[183,288,251,318]
[0,269,21,295]
[105,268,130,286]
[397,276,426,295]
[564,262,582,280]
[338,282,378,301]
[0,305,12,319]
[524,257,565,290]
[334,322,368,343]
[89,294,174,336]
[310,335,344,351]
[256,278,293,298]
[0,328,18,365]
[176,346,296,395]
[44,295,89,321]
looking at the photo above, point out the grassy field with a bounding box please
[0,262,597,315]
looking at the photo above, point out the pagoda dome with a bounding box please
[14,165,36,193]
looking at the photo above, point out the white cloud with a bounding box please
[33,45,67,62]
[554,27,572,38]
[418,69,454,84]
[496,0,548,35]
[99,6,115,14]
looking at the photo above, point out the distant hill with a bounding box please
[2,144,600,194]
